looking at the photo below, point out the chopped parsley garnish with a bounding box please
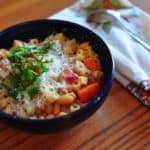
[1,41,56,100]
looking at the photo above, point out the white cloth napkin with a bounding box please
[48,0,150,108]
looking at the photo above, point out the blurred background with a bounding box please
[0,0,149,30]
[131,0,150,13]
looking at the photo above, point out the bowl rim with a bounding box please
[0,19,115,123]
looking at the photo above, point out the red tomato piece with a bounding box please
[88,74,97,83]
[78,82,101,103]
[62,68,78,83]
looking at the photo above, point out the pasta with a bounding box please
[0,33,103,119]
[70,104,81,112]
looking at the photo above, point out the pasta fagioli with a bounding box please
[0,33,103,119]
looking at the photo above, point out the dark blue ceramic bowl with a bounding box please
[0,19,114,132]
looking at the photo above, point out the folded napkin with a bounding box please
[49,0,150,108]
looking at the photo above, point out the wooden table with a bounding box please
[0,0,149,149]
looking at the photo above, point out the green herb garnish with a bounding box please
[1,41,56,100]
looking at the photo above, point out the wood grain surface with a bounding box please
[0,0,149,150]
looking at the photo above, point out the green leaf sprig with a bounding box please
[1,41,56,100]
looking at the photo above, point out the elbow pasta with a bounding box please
[70,104,81,112]
[29,39,39,45]
[0,33,103,119]
[74,61,90,76]
[57,92,76,106]
[13,40,24,48]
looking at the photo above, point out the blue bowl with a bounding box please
[0,19,114,132]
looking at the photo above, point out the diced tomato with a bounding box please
[78,82,101,103]
[83,57,98,71]
[62,68,78,83]
[88,74,97,83]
